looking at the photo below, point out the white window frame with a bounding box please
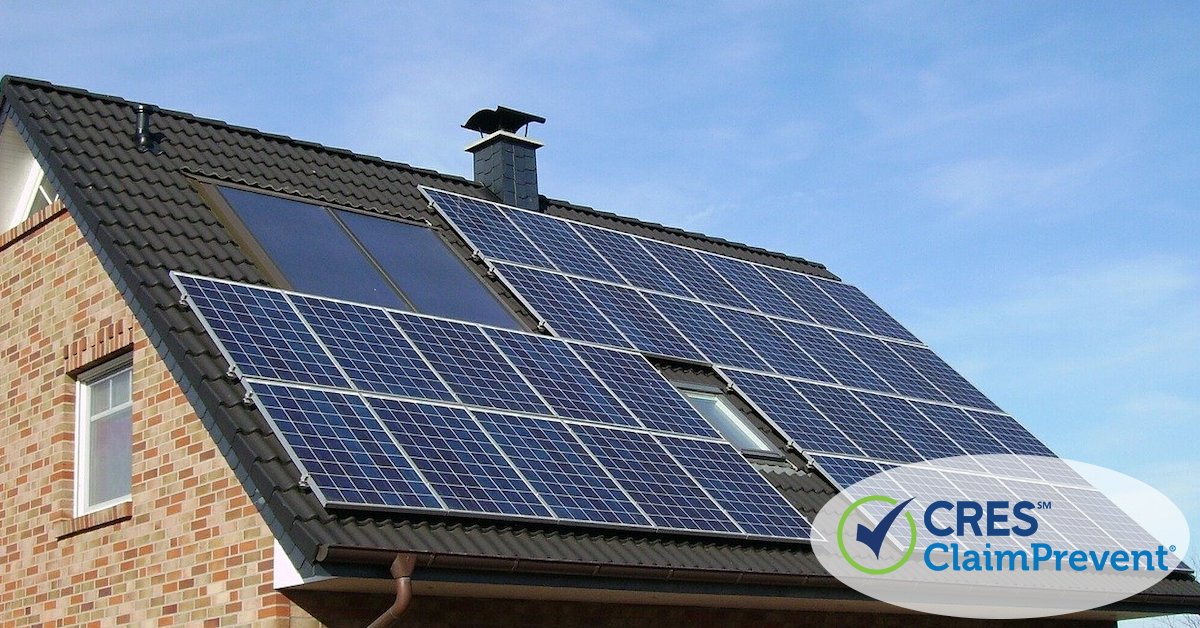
[680,388,776,454]
[75,355,134,516]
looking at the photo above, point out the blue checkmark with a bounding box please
[855,497,915,559]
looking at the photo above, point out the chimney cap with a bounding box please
[463,106,545,136]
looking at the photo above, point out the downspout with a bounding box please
[366,554,417,628]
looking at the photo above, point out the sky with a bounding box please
[2,1,1197,620]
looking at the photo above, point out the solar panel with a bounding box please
[570,343,719,438]
[175,274,347,388]
[758,267,868,333]
[701,253,814,322]
[638,238,753,309]
[712,308,831,382]
[853,392,968,462]
[813,278,920,343]
[889,343,1002,412]
[720,369,863,456]
[473,412,650,526]
[246,381,441,509]
[504,209,625,283]
[644,293,770,371]
[569,423,740,533]
[422,188,552,268]
[391,314,551,414]
[966,410,1056,457]
[572,278,704,361]
[367,396,552,518]
[807,454,889,489]
[484,328,641,428]
[572,223,692,296]
[832,331,949,402]
[490,263,631,349]
[771,319,888,391]
[660,436,816,539]
[289,295,454,401]
[792,382,922,462]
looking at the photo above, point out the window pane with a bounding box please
[90,378,112,415]
[683,391,772,452]
[88,406,132,506]
[217,187,408,310]
[339,210,518,328]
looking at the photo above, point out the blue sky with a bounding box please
[4,0,1197,610]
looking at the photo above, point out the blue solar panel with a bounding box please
[774,320,893,393]
[367,396,552,518]
[175,274,347,388]
[721,369,863,456]
[391,314,551,414]
[485,329,640,428]
[572,224,692,296]
[758,268,868,333]
[889,343,1001,411]
[701,254,814,323]
[570,343,719,438]
[572,279,704,360]
[569,424,740,533]
[660,436,815,539]
[853,392,967,461]
[808,454,888,489]
[814,279,920,343]
[423,188,552,268]
[491,263,631,349]
[792,382,922,462]
[712,308,832,382]
[832,331,949,402]
[246,381,441,509]
[289,295,454,401]
[504,209,625,283]
[909,402,1008,456]
[644,293,770,371]
[966,410,1055,457]
[473,412,650,526]
[638,239,753,309]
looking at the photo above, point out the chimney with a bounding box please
[463,106,545,211]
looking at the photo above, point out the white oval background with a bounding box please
[811,454,1190,619]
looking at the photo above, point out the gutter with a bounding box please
[366,554,417,628]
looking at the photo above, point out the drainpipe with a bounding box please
[366,554,417,628]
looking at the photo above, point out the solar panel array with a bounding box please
[422,187,1050,476]
[174,272,814,541]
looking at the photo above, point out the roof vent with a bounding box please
[463,106,544,211]
[134,104,164,153]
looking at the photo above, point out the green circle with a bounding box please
[837,495,917,575]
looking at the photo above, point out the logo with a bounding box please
[838,495,916,574]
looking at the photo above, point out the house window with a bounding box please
[76,357,133,515]
[0,119,58,231]
[680,388,776,453]
[210,185,519,328]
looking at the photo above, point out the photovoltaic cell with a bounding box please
[712,308,832,382]
[853,392,967,461]
[721,369,862,456]
[367,397,552,518]
[491,263,631,349]
[246,381,440,509]
[910,402,1041,480]
[889,343,1002,412]
[176,275,346,388]
[573,278,704,360]
[392,314,550,414]
[966,410,1055,457]
[571,343,719,438]
[814,278,920,342]
[792,382,921,462]
[832,331,949,402]
[289,295,454,401]
[660,436,815,539]
[701,253,814,322]
[504,209,625,283]
[573,223,692,296]
[638,238,753,309]
[423,188,552,268]
[759,267,868,333]
[474,412,650,526]
[644,293,770,371]
[773,319,889,392]
[570,424,740,533]
[485,329,640,428]
[808,454,888,489]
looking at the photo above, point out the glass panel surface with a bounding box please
[683,390,772,452]
[88,403,132,506]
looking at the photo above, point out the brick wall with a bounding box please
[0,205,303,625]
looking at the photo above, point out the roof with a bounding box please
[3,75,1197,610]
